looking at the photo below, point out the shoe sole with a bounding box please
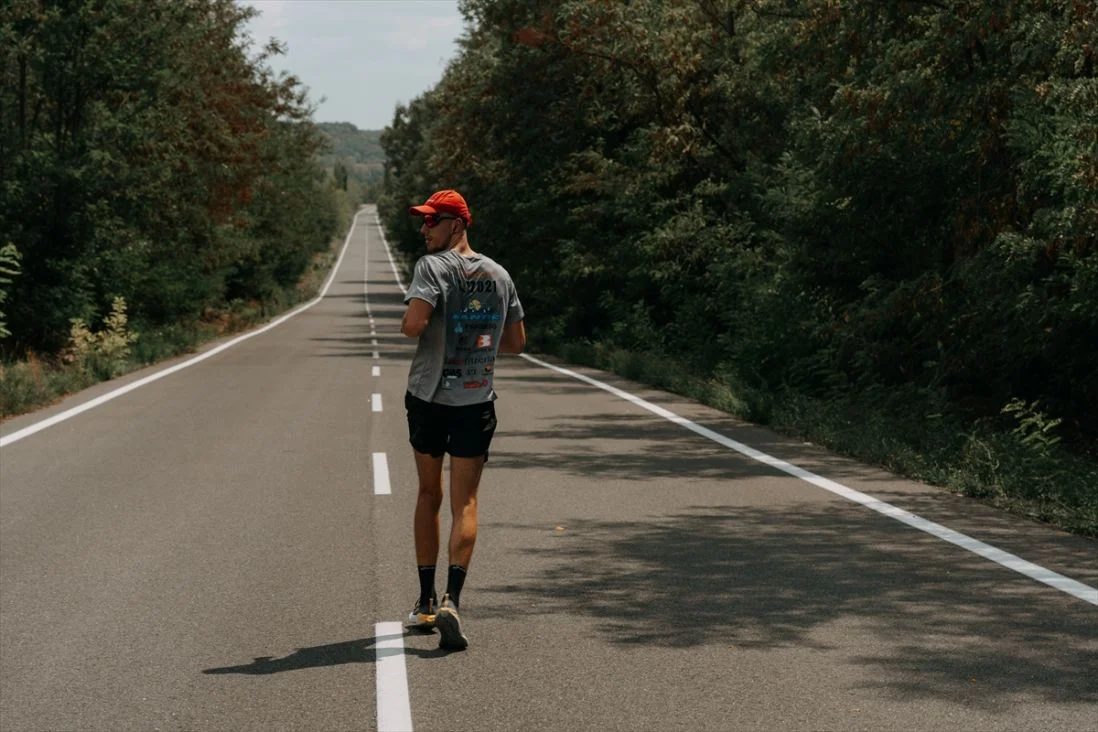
[435,608,468,650]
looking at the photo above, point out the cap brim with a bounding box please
[408,205,438,216]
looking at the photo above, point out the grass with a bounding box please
[534,337,1098,539]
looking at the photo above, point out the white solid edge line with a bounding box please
[375,622,413,731]
[372,394,383,412]
[373,452,391,496]
[374,213,1097,606]
[517,353,1098,607]
[1,211,366,449]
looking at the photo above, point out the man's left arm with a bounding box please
[498,319,525,353]
[498,278,525,353]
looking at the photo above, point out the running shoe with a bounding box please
[406,597,436,630]
[435,594,468,650]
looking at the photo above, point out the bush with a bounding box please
[62,297,138,381]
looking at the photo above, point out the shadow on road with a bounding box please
[490,411,779,482]
[202,631,449,675]
[492,368,923,485]
[488,404,905,487]
[479,503,1098,709]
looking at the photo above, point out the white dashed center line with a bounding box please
[370,215,414,732]
[375,622,412,730]
[372,452,391,496]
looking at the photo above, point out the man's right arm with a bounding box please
[401,298,434,338]
[402,259,440,337]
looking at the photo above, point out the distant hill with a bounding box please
[316,122,384,182]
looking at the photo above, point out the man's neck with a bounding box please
[449,236,475,257]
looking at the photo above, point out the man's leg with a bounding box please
[447,455,485,571]
[435,401,494,650]
[434,454,484,650]
[406,391,447,625]
[406,449,444,628]
[413,449,445,568]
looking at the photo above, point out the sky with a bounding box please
[240,0,466,131]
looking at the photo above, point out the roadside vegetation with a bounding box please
[0,0,362,419]
[378,0,1097,537]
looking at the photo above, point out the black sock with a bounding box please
[446,565,467,608]
[417,565,436,606]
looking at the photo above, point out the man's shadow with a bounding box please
[203,630,450,676]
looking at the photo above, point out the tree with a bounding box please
[0,0,338,353]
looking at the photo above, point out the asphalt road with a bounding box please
[2,206,1096,732]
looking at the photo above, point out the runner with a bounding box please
[400,189,526,650]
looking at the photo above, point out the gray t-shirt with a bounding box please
[404,249,524,405]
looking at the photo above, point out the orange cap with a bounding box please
[409,189,472,227]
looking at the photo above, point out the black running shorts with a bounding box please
[405,392,497,460]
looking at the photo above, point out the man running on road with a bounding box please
[400,189,526,650]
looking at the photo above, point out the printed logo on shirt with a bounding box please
[456,353,493,365]
[459,279,497,294]
[463,379,489,390]
[453,300,502,325]
[442,368,462,379]
[446,358,464,365]
[483,363,493,374]
[476,334,492,349]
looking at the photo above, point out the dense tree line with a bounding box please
[0,0,342,356]
[316,122,384,201]
[379,0,1097,454]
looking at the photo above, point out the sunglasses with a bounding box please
[423,213,459,228]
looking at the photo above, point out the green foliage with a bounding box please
[0,0,340,355]
[63,296,138,380]
[333,161,349,191]
[0,354,85,417]
[317,122,384,166]
[1001,398,1063,457]
[0,242,20,338]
